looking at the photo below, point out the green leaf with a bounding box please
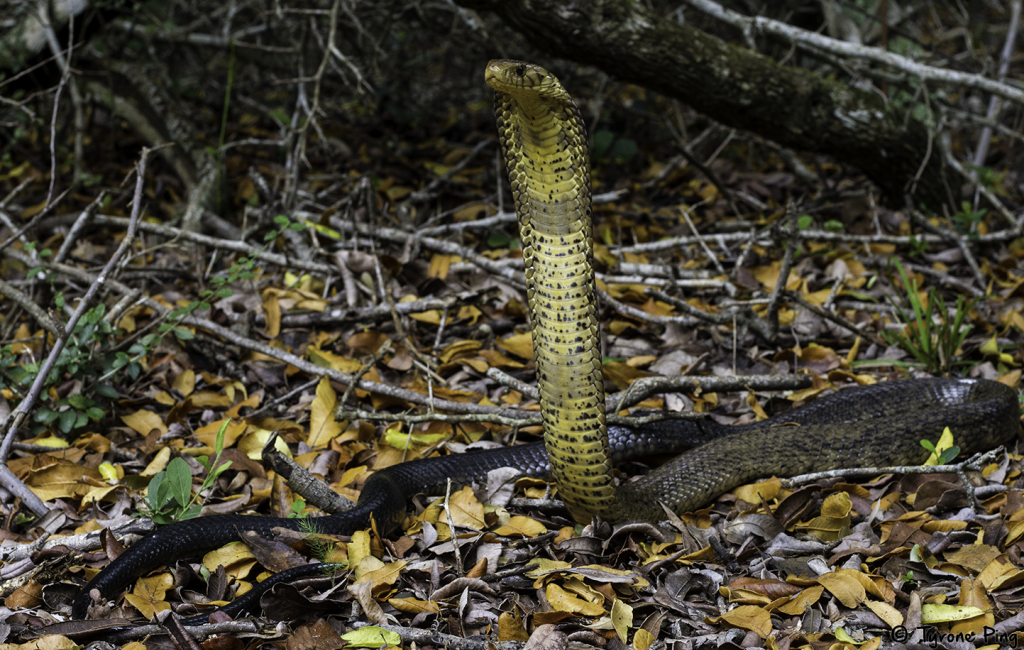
[178,504,202,521]
[609,137,638,163]
[938,447,960,465]
[173,328,195,341]
[58,410,77,433]
[67,393,89,409]
[148,472,169,510]
[94,384,119,399]
[591,130,615,159]
[488,231,511,248]
[165,457,194,508]
[823,220,843,232]
[797,215,813,229]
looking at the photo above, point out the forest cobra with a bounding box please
[71,60,1020,622]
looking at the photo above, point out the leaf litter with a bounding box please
[2,54,1024,650]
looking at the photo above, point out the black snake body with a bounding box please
[72,378,1019,620]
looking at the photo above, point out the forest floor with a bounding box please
[2,49,1024,650]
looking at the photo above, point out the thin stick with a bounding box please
[0,149,151,515]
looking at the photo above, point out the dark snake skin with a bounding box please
[72,377,1019,621]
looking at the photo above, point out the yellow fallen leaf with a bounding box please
[308,347,364,373]
[383,425,449,450]
[633,628,655,650]
[775,585,823,615]
[124,572,173,619]
[121,409,168,437]
[446,486,485,529]
[140,447,171,477]
[546,583,604,616]
[388,597,439,614]
[25,457,102,501]
[238,427,291,460]
[710,604,772,638]
[203,542,257,580]
[356,559,406,597]
[341,626,402,648]
[308,377,343,448]
[866,600,903,628]
[439,339,482,363]
[172,369,195,396]
[347,531,373,572]
[815,572,865,608]
[30,436,68,449]
[733,477,780,504]
[262,291,281,337]
[492,515,547,537]
[497,332,534,360]
[822,492,852,517]
[611,599,632,643]
[195,418,246,449]
[920,603,985,623]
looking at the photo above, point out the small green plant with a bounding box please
[881,259,974,374]
[951,201,987,240]
[289,497,308,518]
[591,129,637,164]
[487,231,521,250]
[823,219,843,232]
[11,217,301,439]
[13,304,124,435]
[919,439,960,465]
[969,165,1007,194]
[163,215,302,331]
[143,420,233,525]
[906,234,928,258]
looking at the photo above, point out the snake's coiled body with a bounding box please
[71,60,1020,622]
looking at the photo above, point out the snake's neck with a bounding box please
[501,94,619,523]
[508,98,592,233]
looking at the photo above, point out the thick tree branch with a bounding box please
[459,0,955,210]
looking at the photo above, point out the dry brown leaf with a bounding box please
[497,332,534,360]
[545,583,604,617]
[124,572,173,619]
[492,515,547,537]
[308,377,343,448]
[121,409,168,437]
[203,541,258,580]
[774,585,823,615]
[172,369,195,396]
[815,572,865,608]
[709,604,772,638]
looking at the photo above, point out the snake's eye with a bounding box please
[515,64,525,76]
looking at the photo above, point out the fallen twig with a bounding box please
[779,448,1005,510]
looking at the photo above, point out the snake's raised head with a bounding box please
[485,60,571,103]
